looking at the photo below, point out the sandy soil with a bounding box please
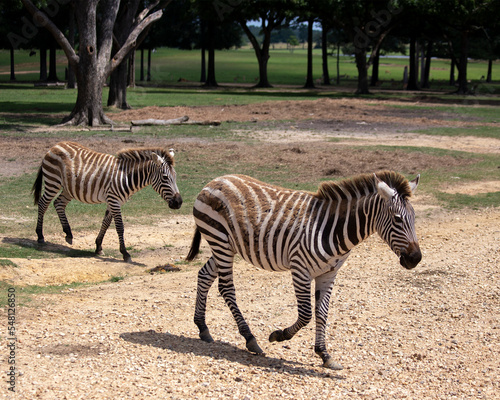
[0,97,499,399]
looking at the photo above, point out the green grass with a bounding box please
[2,47,499,87]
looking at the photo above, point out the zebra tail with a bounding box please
[32,165,43,206]
[186,227,202,261]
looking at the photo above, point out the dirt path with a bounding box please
[1,97,499,399]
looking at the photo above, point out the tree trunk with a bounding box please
[147,48,152,81]
[200,47,206,83]
[21,0,163,126]
[62,0,115,126]
[67,6,76,89]
[48,41,58,82]
[140,48,144,81]
[304,18,315,88]
[10,47,16,81]
[204,21,218,87]
[406,36,420,90]
[370,47,380,86]
[456,30,469,94]
[422,41,432,89]
[107,57,130,109]
[449,58,455,86]
[336,42,340,85]
[128,51,135,88]
[354,49,370,94]
[321,24,330,85]
[240,21,272,88]
[40,46,47,81]
[486,59,492,82]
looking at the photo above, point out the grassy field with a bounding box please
[1,47,499,90]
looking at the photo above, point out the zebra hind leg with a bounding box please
[35,189,59,244]
[95,209,113,256]
[194,257,219,343]
[53,193,73,244]
[217,260,264,355]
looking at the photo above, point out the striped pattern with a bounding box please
[187,171,421,369]
[32,141,182,262]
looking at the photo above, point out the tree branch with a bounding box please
[20,0,79,67]
[106,9,164,78]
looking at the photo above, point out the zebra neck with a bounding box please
[120,160,153,194]
[317,193,379,259]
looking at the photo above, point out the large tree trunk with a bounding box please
[21,0,163,126]
[62,0,116,125]
[354,49,370,94]
[304,18,315,89]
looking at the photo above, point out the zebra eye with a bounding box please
[394,214,403,223]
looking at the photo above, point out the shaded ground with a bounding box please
[0,97,499,399]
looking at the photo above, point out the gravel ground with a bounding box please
[2,206,499,399]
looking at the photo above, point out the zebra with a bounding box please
[32,141,182,263]
[186,171,421,370]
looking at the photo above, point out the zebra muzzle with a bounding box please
[399,244,422,269]
[168,193,183,209]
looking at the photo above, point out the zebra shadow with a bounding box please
[120,330,345,379]
[1,237,145,265]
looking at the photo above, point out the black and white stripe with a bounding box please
[32,141,182,262]
[186,171,421,369]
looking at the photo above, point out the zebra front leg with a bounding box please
[269,270,312,344]
[194,257,219,343]
[313,269,343,370]
[217,259,263,354]
[53,193,73,244]
[110,205,131,263]
[95,209,113,256]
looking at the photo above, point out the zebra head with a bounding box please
[151,149,182,209]
[374,173,421,270]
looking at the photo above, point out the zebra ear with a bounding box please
[374,173,395,200]
[151,152,164,166]
[409,174,420,193]
[169,148,175,158]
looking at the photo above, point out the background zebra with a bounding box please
[32,141,182,262]
[186,171,421,370]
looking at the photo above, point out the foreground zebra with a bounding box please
[186,171,421,369]
[32,141,182,262]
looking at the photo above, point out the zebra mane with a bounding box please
[316,170,412,201]
[116,147,174,165]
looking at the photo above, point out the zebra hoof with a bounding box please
[65,236,73,245]
[269,329,285,343]
[246,337,264,354]
[123,255,132,263]
[199,329,214,343]
[37,238,45,244]
[323,358,344,370]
